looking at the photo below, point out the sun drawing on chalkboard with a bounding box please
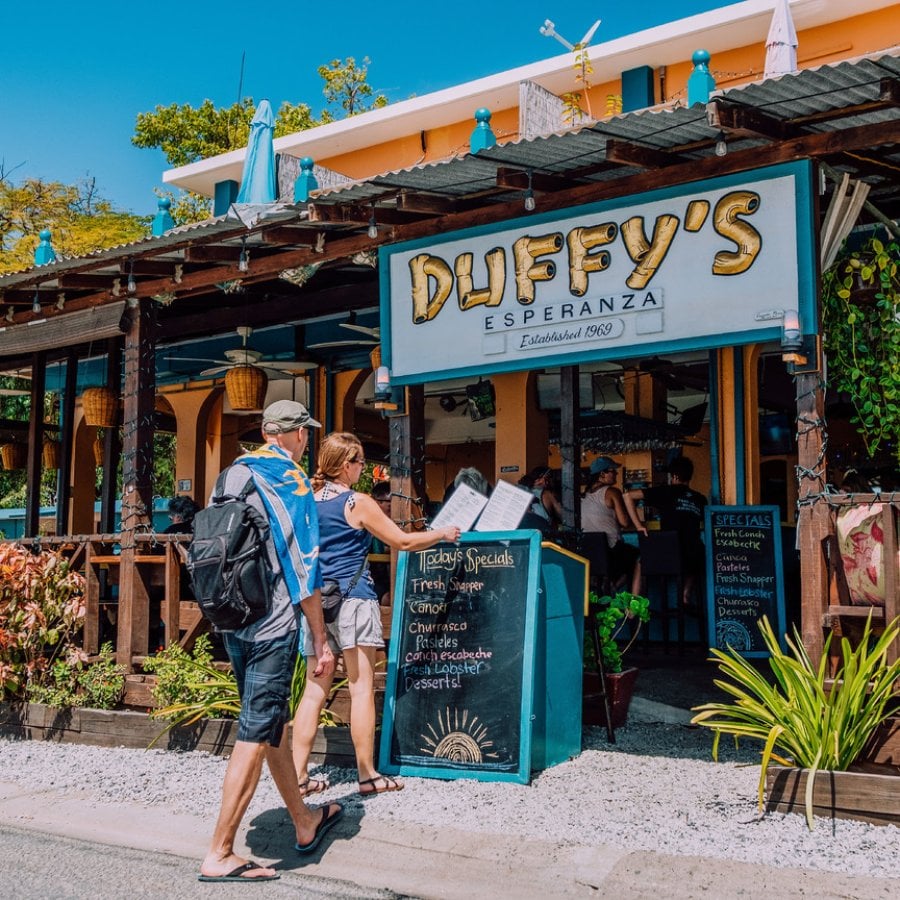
[420,707,499,763]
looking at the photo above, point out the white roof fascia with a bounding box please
[164,0,894,197]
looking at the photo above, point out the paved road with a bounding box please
[0,824,395,900]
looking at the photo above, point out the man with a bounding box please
[199,400,342,883]
[163,495,199,534]
[624,456,707,607]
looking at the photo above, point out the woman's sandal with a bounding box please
[298,774,330,796]
[358,774,404,797]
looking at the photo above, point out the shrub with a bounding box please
[691,614,900,829]
[28,642,125,709]
[0,543,86,699]
[585,590,650,674]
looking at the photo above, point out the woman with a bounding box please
[582,456,641,594]
[292,432,460,797]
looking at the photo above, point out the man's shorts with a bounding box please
[223,630,298,746]
[303,596,384,658]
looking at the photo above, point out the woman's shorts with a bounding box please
[222,629,298,746]
[303,596,384,658]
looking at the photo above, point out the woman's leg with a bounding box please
[342,644,380,782]
[290,657,333,785]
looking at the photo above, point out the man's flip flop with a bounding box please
[197,861,280,882]
[295,802,344,855]
[298,774,330,796]
[358,774,404,796]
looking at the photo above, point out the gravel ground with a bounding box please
[1,722,897,881]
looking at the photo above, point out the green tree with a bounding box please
[0,175,147,275]
[318,56,388,118]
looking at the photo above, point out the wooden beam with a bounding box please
[58,273,118,290]
[126,259,181,277]
[396,191,462,215]
[879,77,900,107]
[495,167,583,193]
[708,99,798,141]
[261,226,321,246]
[605,139,683,169]
[307,203,426,226]
[56,348,77,537]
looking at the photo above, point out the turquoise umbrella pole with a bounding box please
[235,99,277,204]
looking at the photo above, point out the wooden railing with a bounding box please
[3,532,202,670]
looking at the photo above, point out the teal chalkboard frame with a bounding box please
[379,530,542,783]
[705,504,787,658]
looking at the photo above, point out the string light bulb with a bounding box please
[238,236,249,272]
[715,131,728,157]
[32,290,41,314]
[524,169,536,211]
[367,207,378,239]
[127,261,137,294]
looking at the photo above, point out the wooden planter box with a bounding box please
[582,667,639,729]
[765,764,900,826]
[0,702,358,766]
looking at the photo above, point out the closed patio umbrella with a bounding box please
[235,99,276,204]
[764,0,798,78]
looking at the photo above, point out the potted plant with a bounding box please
[583,590,650,728]
[691,614,900,828]
[821,232,900,463]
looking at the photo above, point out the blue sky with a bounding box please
[1,0,734,214]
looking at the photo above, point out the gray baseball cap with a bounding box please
[261,399,321,433]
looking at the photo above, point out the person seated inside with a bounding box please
[581,456,641,594]
[525,466,563,530]
[624,456,706,607]
[164,495,200,534]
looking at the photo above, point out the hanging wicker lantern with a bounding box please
[92,436,104,467]
[42,439,61,469]
[81,386,118,427]
[1,443,26,471]
[369,344,382,370]
[225,365,268,411]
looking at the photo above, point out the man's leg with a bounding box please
[200,740,275,879]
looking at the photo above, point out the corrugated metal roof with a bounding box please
[309,48,900,206]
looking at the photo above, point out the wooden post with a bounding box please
[99,338,122,535]
[24,351,46,537]
[795,372,827,663]
[116,299,156,668]
[559,365,581,535]
[56,348,77,536]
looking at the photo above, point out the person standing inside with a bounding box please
[581,456,641,594]
[163,495,200,534]
[292,432,460,798]
[624,456,707,607]
[199,400,342,883]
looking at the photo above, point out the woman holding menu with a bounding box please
[292,432,460,797]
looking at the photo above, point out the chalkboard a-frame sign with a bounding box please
[379,531,541,783]
[705,505,786,658]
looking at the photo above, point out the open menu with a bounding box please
[430,479,534,533]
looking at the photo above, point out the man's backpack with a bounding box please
[186,468,274,631]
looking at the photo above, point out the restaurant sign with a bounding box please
[380,162,814,384]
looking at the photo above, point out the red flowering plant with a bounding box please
[0,543,86,700]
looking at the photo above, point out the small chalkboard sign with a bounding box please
[705,505,786,657]
[379,531,541,783]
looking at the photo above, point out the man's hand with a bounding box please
[313,639,335,678]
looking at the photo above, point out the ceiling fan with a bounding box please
[168,327,318,380]
[308,312,380,351]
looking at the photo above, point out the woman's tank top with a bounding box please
[315,491,377,600]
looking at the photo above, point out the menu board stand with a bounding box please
[705,505,787,657]
[379,531,586,783]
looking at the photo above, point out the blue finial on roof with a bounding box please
[470,108,496,153]
[34,229,56,265]
[687,50,716,107]
[152,197,175,236]
[294,157,318,203]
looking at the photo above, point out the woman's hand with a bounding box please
[441,526,461,543]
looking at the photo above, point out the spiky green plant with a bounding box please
[691,614,899,829]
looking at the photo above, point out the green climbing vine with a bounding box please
[821,234,900,462]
